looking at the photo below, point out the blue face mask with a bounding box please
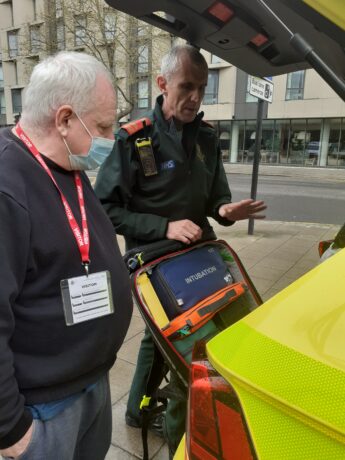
[63,114,115,171]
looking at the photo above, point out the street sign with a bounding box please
[249,76,274,103]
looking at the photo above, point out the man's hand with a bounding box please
[166,219,202,244]
[219,199,266,221]
[0,422,34,458]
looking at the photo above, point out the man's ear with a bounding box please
[56,106,74,137]
[156,75,168,95]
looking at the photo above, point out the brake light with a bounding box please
[189,363,220,457]
[187,342,255,459]
[207,2,234,23]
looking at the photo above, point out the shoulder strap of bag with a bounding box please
[124,227,217,273]
[140,344,187,460]
[140,344,168,460]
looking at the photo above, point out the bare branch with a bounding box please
[13,0,170,117]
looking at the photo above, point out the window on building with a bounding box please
[261,119,277,163]
[75,15,87,46]
[137,79,149,108]
[219,120,231,162]
[137,21,149,36]
[337,118,345,167]
[0,90,5,114]
[138,44,149,73]
[104,12,116,41]
[289,119,307,164]
[326,118,343,167]
[0,65,5,115]
[57,19,65,50]
[328,118,341,152]
[246,75,258,102]
[244,120,257,162]
[236,120,246,162]
[56,0,63,18]
[12,88,22,113]
[8,30,19,59]
[211,54,225,64]
[33,0,37,20]
[203,70,219,105]
[30,25,41,54]
[305,119,322,165]
[13,61,18,85]
[285,71,305,100]
[0,65,3,89]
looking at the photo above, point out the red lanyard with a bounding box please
[15,124,90,274]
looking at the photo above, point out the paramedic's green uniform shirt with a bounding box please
[95,95,233,249]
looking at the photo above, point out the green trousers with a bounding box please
[126,328,186,453]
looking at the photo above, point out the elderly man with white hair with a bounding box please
[0,51,132,460]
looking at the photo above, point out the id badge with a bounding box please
[60,271,114,326]
[135,138,158,176]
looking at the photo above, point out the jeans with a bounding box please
[2,374,111,460]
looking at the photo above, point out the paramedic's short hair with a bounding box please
[160,44,208,81]
[21,51,113,130]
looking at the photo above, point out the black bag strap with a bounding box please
[124,227,217,273]
[140,343,187,460]
[125,240,184,272]
[141,404,165,460]
[140,344,168,460]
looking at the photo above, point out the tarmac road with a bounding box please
[87,165,345,225]
[227,174,345,225]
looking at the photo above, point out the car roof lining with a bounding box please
[105,0,345,79]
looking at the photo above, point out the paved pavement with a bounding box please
[105,218,341,460]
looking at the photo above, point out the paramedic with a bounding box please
[95,44,266,454]
[0,51,133,460]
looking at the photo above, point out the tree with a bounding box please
[39,0,172,121]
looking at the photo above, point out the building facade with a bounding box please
[200,53,345,169]
[0,0,169,126]
[0,0,344,169]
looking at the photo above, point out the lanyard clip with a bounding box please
[83,261,90,277]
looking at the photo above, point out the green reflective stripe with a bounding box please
[207,322,345,441]
[140,395,151,409]
[231,378,345,460]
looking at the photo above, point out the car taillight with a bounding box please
[186,342,256,460]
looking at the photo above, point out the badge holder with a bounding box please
[61,270,114,326]
[15,124,116,327]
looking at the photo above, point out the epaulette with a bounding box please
[201,119,215,129]
[121,117,152,136]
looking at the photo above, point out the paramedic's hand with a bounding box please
[219,199,266,221]
[166,219,202,244]
[0,422,34,458]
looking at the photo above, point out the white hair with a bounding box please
[21,51,113,131]
[160,44,208,81]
